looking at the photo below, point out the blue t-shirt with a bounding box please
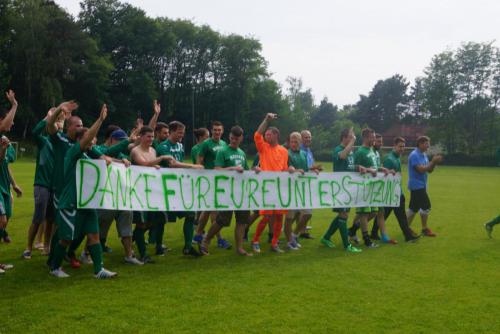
[300,144,314,168]
[408,148,428,191]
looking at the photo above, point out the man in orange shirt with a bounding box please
[251,113,293,253]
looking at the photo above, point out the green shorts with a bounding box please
[0,192,11,219]
[333,207,351,213]
[356,207,380,214]
[167,211,195,223]
[56,208,99,241]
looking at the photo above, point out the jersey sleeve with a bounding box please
[254,132,268,154]
[105,140,130,158]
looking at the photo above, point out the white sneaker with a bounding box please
[0,268,5,274]
[0,263,14,270]
[287,242,299,251]
[80,251,93,264]
[124,256,144,265]
[271,245,284,253]
[95,268,117,279]
[50,268,70,278]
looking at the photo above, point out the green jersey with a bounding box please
[288,149,308,171]
[354,146,377,169]
[374,149,381,169]
[191,144,201,164]
[383,150,401,172]
[156,140,184,167]
[198,138,227,169]
[333,144,355,172]
[51,132,101,197]
[58,142,88,210]
[215,146,249,169]
[94,139,130,159]
[32,119,54,188]
[0,145,16,195]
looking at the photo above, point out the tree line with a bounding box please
[0,0,498,161]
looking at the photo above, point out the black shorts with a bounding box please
[409,188,431,212]
[216,211,250,227]
[167,211,195,223]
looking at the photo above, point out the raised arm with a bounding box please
[256,113,277,135]
[46,101,78,135]
[0,90,18,132]
[148,100,161,129]
[80,104,107,151]
[339,128,356,160]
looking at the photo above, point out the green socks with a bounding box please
[183,218,194,250]
[337,217,349,248]
[88,243,103,274]
[323,217,339,240]
[133,227,147,258]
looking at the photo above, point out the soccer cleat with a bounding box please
[287,242,299,251]
[271,245,284,253]
[299,232,314,239]
[69,257,81,269]
[405,234,420,243]
[217,238,232,250]
[365,240,379,248]
[422,228,437,237]
[80,251,93,264]
[183,247,202,257]
[124,256,144,265]
[349,235,360,245]
[252,242,261,253]
[94,268,117,279]
[0,263,14,270]
[346,244,362,253]
[50,268,70,278]
[192,234,203,244]
[22,250,32,259]
[140,256,155,264]
[484,224,493,239]
[320,237,335,248]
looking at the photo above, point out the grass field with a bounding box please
[1,160,499,333]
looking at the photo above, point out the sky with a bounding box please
[55,0,500,106]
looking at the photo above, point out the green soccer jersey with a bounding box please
[354,146,377,169]
[383,150,401,172]
[0,145,16,195]
[374,149,381,169]
[58,142,88,210]
[94,139,130,159]
[215,146,249,169]
[51,132,101,197]
[288,149,309,171]
[156,140,184,167]
[333,144,355,172]
[32,119,54,188]
[191,144,201,164]
[198,138,227,169]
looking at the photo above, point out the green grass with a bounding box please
[2,160,500,333]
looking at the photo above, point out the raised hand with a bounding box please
[5,90,17,106]
[153,100,161,115]
[99,104,108,121]
[265,113,278,120]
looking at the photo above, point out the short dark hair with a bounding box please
[375,133,382,139]
[168,121,185,132]
[139,126,154,136]
[230,125,243,137]
[416,136,430,146]
[104,125,120,140]
[155,122,168,133]
[267,126,280,138]
[193,127,209,141]
[340,128,350,141]
[361,127,374,139]
[211,121,223,128]
[394,136,406,145]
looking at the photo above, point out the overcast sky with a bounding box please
[56,0,500,106]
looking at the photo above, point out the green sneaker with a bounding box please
[346,244,362,253]
[320,237,335,248]
[485,223,493,238]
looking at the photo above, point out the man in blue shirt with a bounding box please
[407,136,443,237]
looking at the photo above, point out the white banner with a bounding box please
[76,159,401,211]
